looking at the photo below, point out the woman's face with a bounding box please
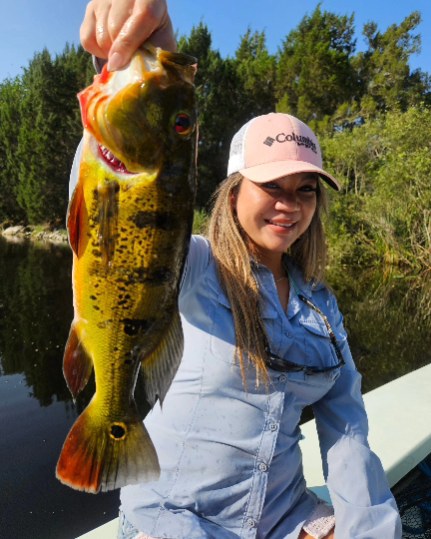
[234,172,318,270]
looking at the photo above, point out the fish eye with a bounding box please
[174,113,192,135]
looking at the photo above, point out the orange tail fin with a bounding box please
[56,399,160,493]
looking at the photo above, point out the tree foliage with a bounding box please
[178,24,276,206]
[357,12,431,116]
[322,106,431,277]
[0,6,430,298]
[0,45,92,225]
[276,5,357,125]
[0,78,26,223]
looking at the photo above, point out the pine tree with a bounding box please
[276,5,357,126]
[234,29,276,119]
[178,24,242,207]
[357,12,431,116]
[16,46,93,225]
[0,78,26,223]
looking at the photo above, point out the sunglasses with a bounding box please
[264,293,345,375]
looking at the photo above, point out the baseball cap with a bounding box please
[227,113,340,190]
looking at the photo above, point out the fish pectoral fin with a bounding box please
[56,399,160,493]
[67,181,86,256]
[63,324,93,399]
[141,309,184,407]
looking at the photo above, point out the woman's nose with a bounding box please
[274,192,300,211]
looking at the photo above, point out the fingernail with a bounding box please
[107,52,123,72]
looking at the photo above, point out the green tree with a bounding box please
[0,78,26,223]
[234,29,276,119]
[178,24,242,207]
[276,5,357,126]
[322,106,431,278]
[357,12,431,116]
[16,46,90,224]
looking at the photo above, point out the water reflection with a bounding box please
[328,266,431,393]
[0,238,73,405]
[0,238,119,539]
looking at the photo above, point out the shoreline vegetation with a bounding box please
[0,7,429,321]
[1,224,68,244]
[0,211,211,245]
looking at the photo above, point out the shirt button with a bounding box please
[269,423,278,432]
[279,374,287,383]
[245,518,256,528]
[258,462,268,472]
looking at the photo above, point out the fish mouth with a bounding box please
[99,145,134,174]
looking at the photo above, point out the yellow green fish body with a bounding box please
[56,47,197,493]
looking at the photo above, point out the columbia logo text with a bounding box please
[263,132,317,154]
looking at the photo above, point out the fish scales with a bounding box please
[56,47,197,493]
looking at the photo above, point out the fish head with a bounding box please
[78,46,197,178]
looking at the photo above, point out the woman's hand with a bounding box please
[80,0,176,71]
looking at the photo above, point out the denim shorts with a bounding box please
[117,509,157,539]
[117,510,140,539]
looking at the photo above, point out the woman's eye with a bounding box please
[300,185,318,193]
[263,182,279,190]
[174,113,192,135]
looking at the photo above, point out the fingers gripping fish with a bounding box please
[56,46,197,493]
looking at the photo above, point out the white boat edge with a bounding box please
[76,363,431,538]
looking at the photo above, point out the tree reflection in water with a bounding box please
[0,238,118,539]
[328,264,431,393]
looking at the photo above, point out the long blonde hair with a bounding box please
[208,172,328,386]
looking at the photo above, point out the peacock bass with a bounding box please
[56,46,197,493]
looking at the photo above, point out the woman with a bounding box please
[78,2,402,538]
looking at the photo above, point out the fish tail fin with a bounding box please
[56,399,160,493]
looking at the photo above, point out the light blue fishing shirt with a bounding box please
[120,235,401,538]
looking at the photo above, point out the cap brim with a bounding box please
[239,160,340,191]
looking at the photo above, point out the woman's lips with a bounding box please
[266,219,296,229]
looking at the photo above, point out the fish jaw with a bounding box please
[78,46,197,175]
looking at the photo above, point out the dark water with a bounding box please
[0,237,430,539]
[0,238,119,539]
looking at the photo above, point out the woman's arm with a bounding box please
[80,0,176,71]
[312,294,402,537]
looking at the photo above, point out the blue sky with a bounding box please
[2,0,430,82]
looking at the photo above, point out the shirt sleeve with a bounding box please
[311,293,402,538]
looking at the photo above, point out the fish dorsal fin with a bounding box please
[63,323,93,399]
[67,182,86,257]
[140,310,184,407]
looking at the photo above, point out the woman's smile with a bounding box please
[265,218,297,230]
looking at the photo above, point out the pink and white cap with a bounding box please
[227,113,340,190]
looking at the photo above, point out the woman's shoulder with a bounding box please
[187,234,212,265]
[180,235,213,293]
